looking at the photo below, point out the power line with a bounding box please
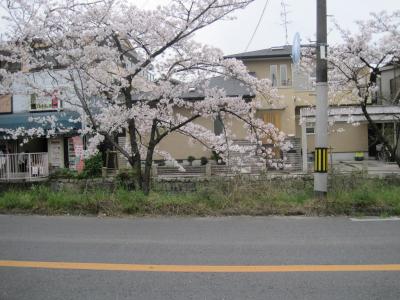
[244,0,270,52]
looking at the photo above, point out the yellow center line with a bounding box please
[0,260,400,273]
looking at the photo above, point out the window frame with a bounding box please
[0,94,13,114]
[30,91,62,112]
[306,121,315,135]
[213,115,224,136]
[280,64,288,86]
[270,65,278,87]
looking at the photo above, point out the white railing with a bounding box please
[0,152,49,181]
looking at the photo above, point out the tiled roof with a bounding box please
[225,45,292,60]
[181,76,254,99]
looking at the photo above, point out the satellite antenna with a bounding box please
[292,32,301,65]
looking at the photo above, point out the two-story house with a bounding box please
[226,45,373,171]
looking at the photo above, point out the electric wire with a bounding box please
[244,0,271,51]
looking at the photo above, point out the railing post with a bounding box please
[151,164,158,178]
[205,163,212,178]
[45,153,49,176]
[28,153,32,180]
[6,154,10,181]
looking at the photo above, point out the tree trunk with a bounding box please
[142,146,155,195]
[127,119,143,189]
[360,103,400,167]
[142,120,158,195]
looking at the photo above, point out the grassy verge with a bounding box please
[0,175,400,216]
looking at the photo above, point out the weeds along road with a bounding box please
[0,215,400,299]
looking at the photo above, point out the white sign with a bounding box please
[49,139,62,167]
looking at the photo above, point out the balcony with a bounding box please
[0,152,49,182]
[280,78,292,87]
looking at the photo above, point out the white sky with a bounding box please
[134,0,399,55]
[1,0,398,56]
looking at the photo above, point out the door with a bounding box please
[263,111,282,158]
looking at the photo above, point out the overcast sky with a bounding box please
[135,0,399,55]
[1,0,398,56]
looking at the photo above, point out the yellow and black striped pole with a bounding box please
[314,147,328,173]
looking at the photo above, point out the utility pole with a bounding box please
[314,0,328,198]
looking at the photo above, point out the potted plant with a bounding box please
[187,155,195,166]
[211,151,225,165]
[354,152,364,161]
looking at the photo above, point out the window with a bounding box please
[270,65,277,87]
[0,94,12,114]
[280,64,288,86]
[214,115,224,135]
[248,71,257,77]
[306,122,315,135]
[263,111,281,130]
[30,91,61,111]
[140,69,155,82]
[263,111,282,158]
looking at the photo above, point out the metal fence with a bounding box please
[0,152,49,181]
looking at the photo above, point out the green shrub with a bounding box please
[49,168,78,179]
[200,157,208,165]
[211,151,225,165]
[187,155,195,165]
[81,153,103,178]
[115,168,139,190]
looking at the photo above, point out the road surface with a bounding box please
[0,215,399,299]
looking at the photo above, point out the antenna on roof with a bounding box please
[280,0,291,45]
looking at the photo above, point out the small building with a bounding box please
[0,73,82,181]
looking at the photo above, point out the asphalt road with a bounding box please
[0,215,399,300]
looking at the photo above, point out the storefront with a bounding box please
[0,110,82,181]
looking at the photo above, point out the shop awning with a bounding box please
[0,110,81,137]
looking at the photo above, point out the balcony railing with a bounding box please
[0,152,49,182]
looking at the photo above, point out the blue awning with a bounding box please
[0,111,81,137]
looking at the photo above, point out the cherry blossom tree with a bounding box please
[302,10,400,167]
[0,0,288,194]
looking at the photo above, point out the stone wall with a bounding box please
[49,178,115,192]
[152,174,313,193]
[2,172,400,194]
[0,174,338,194]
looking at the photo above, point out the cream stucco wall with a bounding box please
[243,58,316,137]
[305,123,368,154]
[244,59,292,83]
[152,107,249,160]
[156,114,213,160]
[157,117,248,160]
